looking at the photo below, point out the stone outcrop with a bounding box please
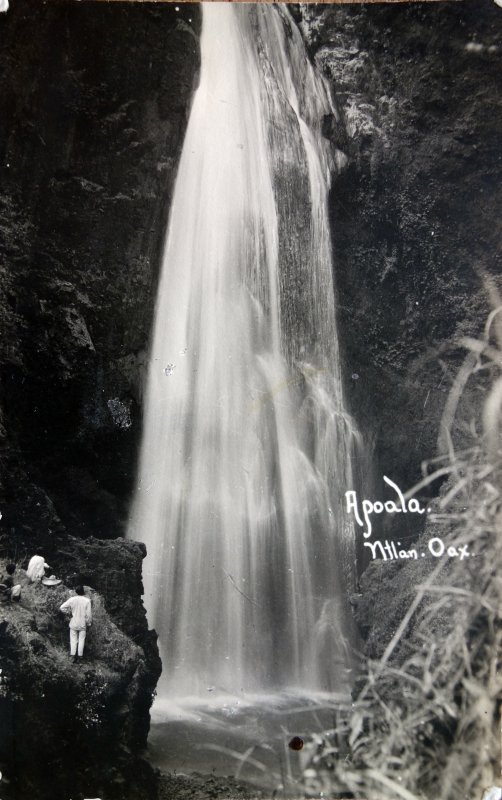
[0,536,161,800]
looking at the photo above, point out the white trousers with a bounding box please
[70,627,86,656]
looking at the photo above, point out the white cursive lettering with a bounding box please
[346,476,427,538]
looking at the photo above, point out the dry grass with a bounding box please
[308,304,502,800]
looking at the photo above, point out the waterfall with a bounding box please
[128,3,359,697]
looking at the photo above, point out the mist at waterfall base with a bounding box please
[128,4,360,782]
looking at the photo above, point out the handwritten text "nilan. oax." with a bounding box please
[345,476,427,538]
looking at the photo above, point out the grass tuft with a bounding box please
[307,309,502,799]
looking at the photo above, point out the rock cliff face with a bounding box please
[0,538,161,800]
[0,0,202,542]
[298,0,502,535]
[0,2,200,798]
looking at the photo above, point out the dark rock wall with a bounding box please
[0,4,200,798]
[299,0,502,535]
[0,0,201,542]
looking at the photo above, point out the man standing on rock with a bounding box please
[59,586,92,663]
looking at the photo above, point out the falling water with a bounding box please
[128,3,359,697]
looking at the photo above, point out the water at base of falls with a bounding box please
[128,3,360,698]
[149,690,353,795]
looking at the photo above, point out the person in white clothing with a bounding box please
[59,586,92,663]
[26,555,50,583]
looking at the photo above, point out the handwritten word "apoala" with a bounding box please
[345,476,427,538]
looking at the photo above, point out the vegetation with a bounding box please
[308,303,502,800]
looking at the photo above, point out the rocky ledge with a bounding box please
[0,537,161,800]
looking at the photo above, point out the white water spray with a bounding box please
[128,4,359,697]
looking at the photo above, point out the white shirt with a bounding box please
[60,595,92,630]
[27,555,49,582]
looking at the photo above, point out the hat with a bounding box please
[42,575,61,586]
